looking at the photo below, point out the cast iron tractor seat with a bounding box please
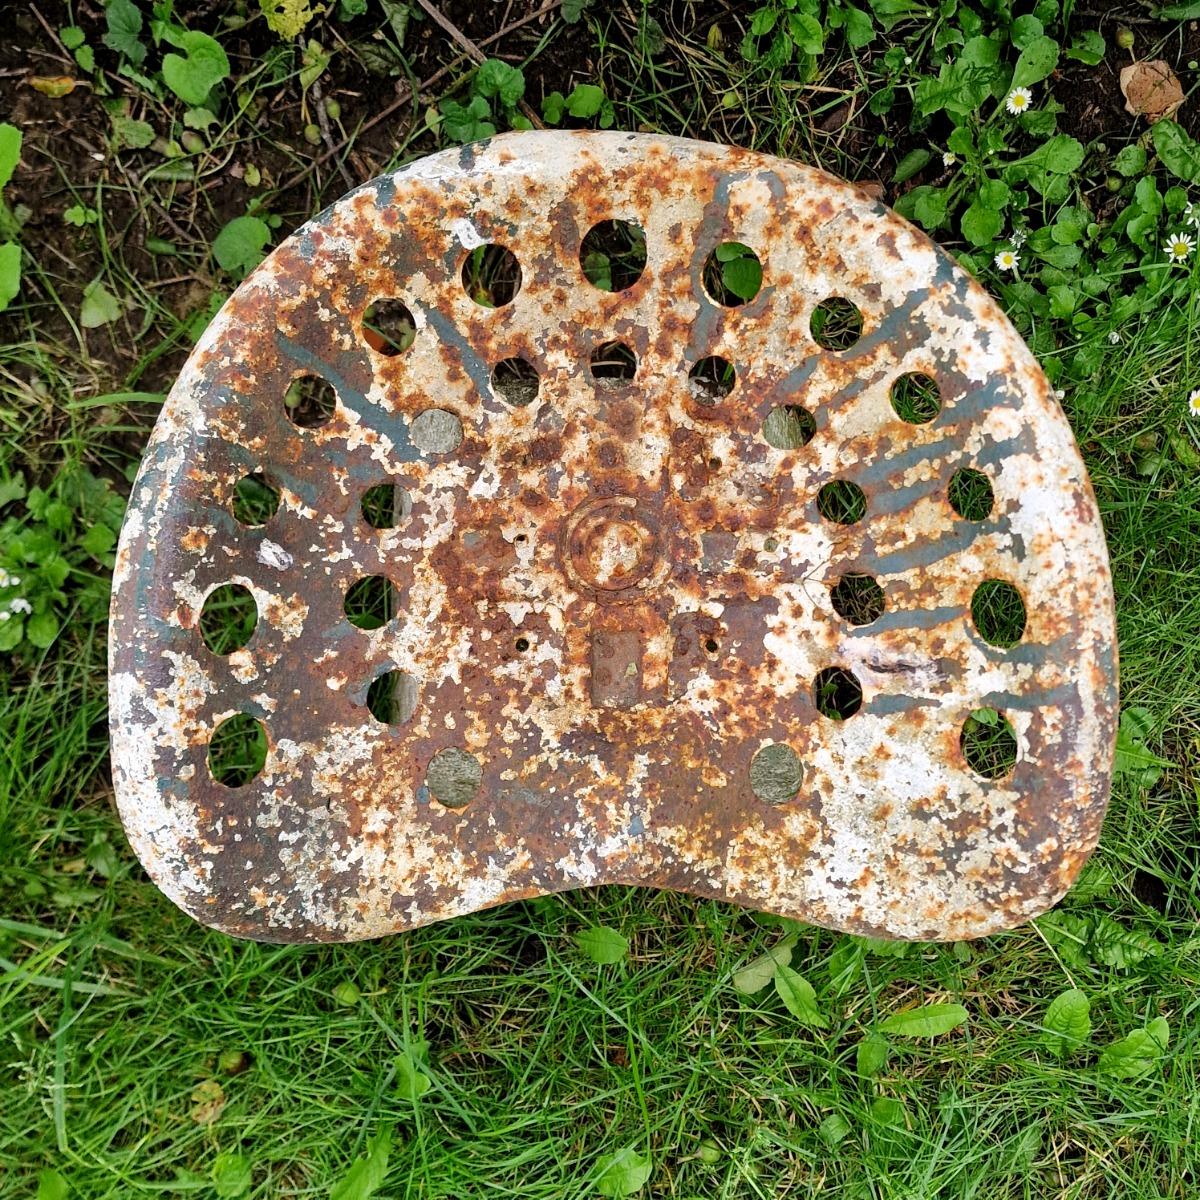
[109,132,1117,943]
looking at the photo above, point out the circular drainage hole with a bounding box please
[361,482,412,529]
[830,574,884,626]
[492,356,540,407]
[363,299,415,356]
[688,355,735,405]
[763,404,816,449]
[590,340,637,383]
[811,297,863,350]
[345,575,398,630]
[200,583,257,655]
[366,670,419,725]
[580,219,647,292]
[232,471,280,527]
[948,467,994,521]
[208,713,267,788]
[817,480,867,525]
[703,241,763,306]
[813,666,863,720]
[971,580,1026,648]
[890,372,942,424]
[284,374,336,428]
[463,244,521,307]
[961,708,1018,779]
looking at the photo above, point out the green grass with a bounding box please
[3,2,1200,1197]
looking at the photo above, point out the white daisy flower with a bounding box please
[1108,331,1121,344]
[10,597,32,615]
[1189,388,1200,417]
[1185,201,1199,228]
[1167,232,1195,262]
[1010,228,1027,249]
[942,151,957,167]
[0,569,8,588]
[1005,86,1033,115]
[994,249,1019,271]
[0,610,9,622]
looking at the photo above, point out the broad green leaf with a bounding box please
[750,9,778,37]
[213,215,271,275]
[1009,15,1043,48]
[1042,988,1090,1058]
[1097,1018,1169,1079]
[1048,284,1077,319]
[162,31,231,107]
[60,26,86,50]
[722,254,762,301]
[575,925,629,965]
[0,123,21,190]
[567,84,606,119]
[212,1151,252,1198]
[81,523,116,558]
[961,202,1003,246]
[1011,35,1059,89]
[475,59,525,108]
[329,1127,393,1200]
[892,147,931,184]
[774,965,828,1028]
[879,1002,968,1038]
[1113,707,1171,786]
[596,1148,652,1198]
[27,610,60,649]
[0,241,19,311]
[80,280,121,328]
[111,115,155,149]
[394,1051,431,1100]
[732,939,793,994]
[0,617,24,652]
[1090,915,1163,968]
[37,1170,69,1200]
[1152,119,1200,186]
[103,0,146,65]
[818,1113,852,1147]
[856,1032,889,1078]
[842,5,874,49]
[1066,30,1105,65]
[913,186,948,230]
[787,12,824,55]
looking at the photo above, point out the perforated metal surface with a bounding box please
[109,131,1118,943]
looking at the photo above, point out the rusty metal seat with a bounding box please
[109,131,1117,943]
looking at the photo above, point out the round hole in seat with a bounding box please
[208,714,267,787]
[199,583,257,654]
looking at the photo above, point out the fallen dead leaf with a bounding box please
[1120,60,1184,124]
[189,1079,227,1125]
[29,75,77,98]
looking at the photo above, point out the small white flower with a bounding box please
[1189,388,1200,417]
[994,249,1020,271]
[904,55,913,66]
[1185,201,1200,228]
[10,597,32,615]
[1167,232,1195,262]
[0,569,8,588]
[0,610,9,622]
[1005,86,1033,115]
[942,151,957,167]
[1108,331,1121,345]
[1010,228,1027,249]
[8,575,19,587]
[1055,388,1066,400]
